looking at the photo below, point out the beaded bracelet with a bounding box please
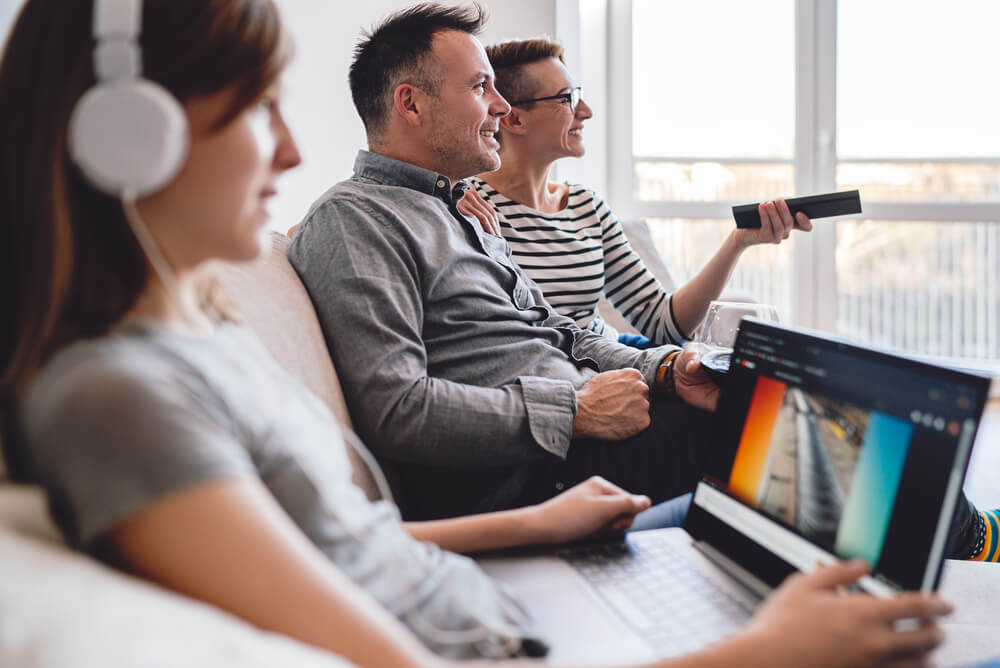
[655,350,682,401]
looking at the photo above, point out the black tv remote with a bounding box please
[732,190,862,229]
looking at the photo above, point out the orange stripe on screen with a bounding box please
[728,376,787,503]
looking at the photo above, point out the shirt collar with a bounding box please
[352,150,467,204]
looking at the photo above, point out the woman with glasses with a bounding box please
[460,39,810,348]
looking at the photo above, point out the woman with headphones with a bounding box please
[0,1,952,667]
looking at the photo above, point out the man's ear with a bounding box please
[393,83,425,128]
[499,107,528,136]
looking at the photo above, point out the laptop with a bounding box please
[478,318,993,662]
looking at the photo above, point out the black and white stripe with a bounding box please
[468,178,686,345]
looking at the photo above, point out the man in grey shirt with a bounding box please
[290,4,729,519]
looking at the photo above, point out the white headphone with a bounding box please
[68,0,188,198]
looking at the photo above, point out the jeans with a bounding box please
[617,333,655,349]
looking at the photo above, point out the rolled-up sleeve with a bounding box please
[289,199,578,467]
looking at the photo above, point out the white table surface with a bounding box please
[937,401,1000,667]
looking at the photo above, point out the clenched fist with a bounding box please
[572,369,651,440]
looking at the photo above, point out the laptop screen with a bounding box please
[690,318,991,592]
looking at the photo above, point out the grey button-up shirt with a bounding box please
[289,151,677,469]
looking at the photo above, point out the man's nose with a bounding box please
[490,91,511,117]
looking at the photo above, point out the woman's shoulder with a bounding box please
[33,332,173,386]
[564,183,606,206]
[22,334,189,424]
[20,323,257,432]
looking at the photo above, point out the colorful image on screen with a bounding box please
[728,376,913,563]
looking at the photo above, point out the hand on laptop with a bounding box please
[526,476,652,544]
[673,343,721,412]
[742,560,952,667]
[573,369,651,440]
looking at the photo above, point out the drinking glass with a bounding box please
[696,301,779,380]
[696,301,779,349]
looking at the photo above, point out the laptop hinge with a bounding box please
[692,540,773,600]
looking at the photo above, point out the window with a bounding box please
[608,0,1000,361]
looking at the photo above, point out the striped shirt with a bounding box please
[468,177,687,345]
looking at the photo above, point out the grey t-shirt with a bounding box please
[15,320,541,659]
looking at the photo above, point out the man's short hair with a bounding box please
[485,38,565,107]
[350,2,487,138]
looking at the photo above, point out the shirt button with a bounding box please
[436,179,446,188]
[555,482,565,491]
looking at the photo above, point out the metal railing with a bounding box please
[836,221,1000,360]
[646,218,1000,362]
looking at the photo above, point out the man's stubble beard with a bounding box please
[425,116,499,181]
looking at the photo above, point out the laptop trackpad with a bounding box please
[480,555,652,663]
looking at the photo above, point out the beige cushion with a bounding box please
[0,523,354,668]
[213,232,379,500]
[0,483,62,545]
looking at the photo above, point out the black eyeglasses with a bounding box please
[509,87,583,114]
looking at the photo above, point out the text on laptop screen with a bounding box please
[712,319,986,590]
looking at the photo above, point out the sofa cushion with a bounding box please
[0,524,355,668]
[0,483,62,545]
[214,232,379,499]
[214,232,353,428]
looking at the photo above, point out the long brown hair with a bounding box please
[0,0,289,399]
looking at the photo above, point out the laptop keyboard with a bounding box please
[556,535,756,656]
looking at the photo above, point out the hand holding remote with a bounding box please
[737,199,813,246]
[733,190,862,229]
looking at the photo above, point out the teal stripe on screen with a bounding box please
[834,412,913,566]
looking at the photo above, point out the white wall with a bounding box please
[0,0,560,232]
[273,0,558,231]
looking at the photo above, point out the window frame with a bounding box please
[602,0,1000,332]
